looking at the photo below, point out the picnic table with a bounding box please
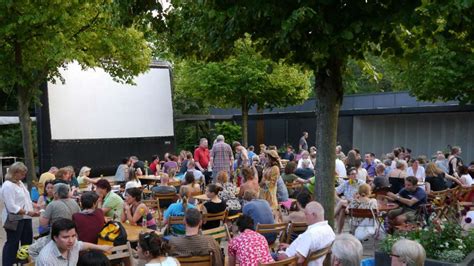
[121,222,162,242]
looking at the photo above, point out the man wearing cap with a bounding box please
[209,135,234,183]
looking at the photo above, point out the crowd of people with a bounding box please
[1,131,472,266]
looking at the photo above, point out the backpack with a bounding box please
[97,221,127,246]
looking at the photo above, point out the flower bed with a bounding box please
[378,222,474,264]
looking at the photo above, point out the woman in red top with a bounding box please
[72,191,105,243]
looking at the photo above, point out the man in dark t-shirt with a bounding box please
[386,176,427,226]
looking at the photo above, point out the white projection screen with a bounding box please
[47,62,174,140]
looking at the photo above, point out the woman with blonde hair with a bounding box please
[347,184,378,241]
[1,162,40,266]
[391,239,426,266]
[77,166,98,190]
[424,162,462,193]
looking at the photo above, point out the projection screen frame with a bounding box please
[37,61,176,176]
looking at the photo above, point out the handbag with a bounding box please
[97,221,127,246]
[3,204,24,231]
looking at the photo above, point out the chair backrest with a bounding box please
[256,222,288,244]
[303,245,332,266]
[259,256,298,266]
[286,222,308,243]
[202,224,231,241]
[154,192,178,201]
[106,242,133,262]
[167,215,186,234]
[456,185,474,201]
[177,252,213,266]
[225,212,241,223]
[348,208,376,219]
[203,210,227,223]
[142,199,160,210]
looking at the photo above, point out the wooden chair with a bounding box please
[286,222,307,244]
[165,215,186,235]
[106,241,133,266]
[456,185,474,209]
[203,210,227,227]
[177,252,213,266]
[153,192,178,224]
[347,208,381,248]
[303,245,332,266]
[202,224,231,242]
[256,222,289,249]
[142,199,161,227]
[225,212,241,223]
[259,256,298,266]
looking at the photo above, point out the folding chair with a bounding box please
[142,199,161,227]
[165,215,186,235]
[286,222,307,244]
[456,185,474,209]
[303,245,332,266]
[259,256,298,266]
[153,192,178,225]
[177,252,213,266]
[106,241,133,266]
[202,224,231,242]
[203,210,227,227]
[256,223,289,250]
[347,208,383,248]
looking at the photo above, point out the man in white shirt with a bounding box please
[277,201,335,266]
[36,218,111,266]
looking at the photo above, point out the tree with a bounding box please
[174,37,311,146]
[394,1,474,103]
[0,1,157,184]
[163,1,421,225]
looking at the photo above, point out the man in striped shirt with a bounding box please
[209,135,234,183]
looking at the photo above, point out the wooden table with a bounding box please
[121,222,161,242]
[138,175,161,189]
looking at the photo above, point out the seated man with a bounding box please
[242,189,276,244]
[294,159,314,180]
[39,184,81,234]
[151,174,177,209]
[386,175,427,226]
[35,218,111,266]
[168,208,223,266]
[187,160,204,182]
[277,201,335,266]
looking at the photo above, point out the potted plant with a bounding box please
[377,221,474,265]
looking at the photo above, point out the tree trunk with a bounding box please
[313,56,344,228]
[256,105,265,150]
[241,97,249,147]
[17,85,37,187]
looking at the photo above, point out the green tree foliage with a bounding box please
[0,124,36,158]
[0,1,157,183]
[213,122,242,146]
[163,0,420,224]
[174,37,311,146]
[393,1,474,103]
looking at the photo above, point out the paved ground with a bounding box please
[0,199,379,264]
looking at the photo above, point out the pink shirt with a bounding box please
[228,229,274,266]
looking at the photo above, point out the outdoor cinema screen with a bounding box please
[47,62,174,140]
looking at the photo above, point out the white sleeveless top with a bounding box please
[145,257,180,266]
